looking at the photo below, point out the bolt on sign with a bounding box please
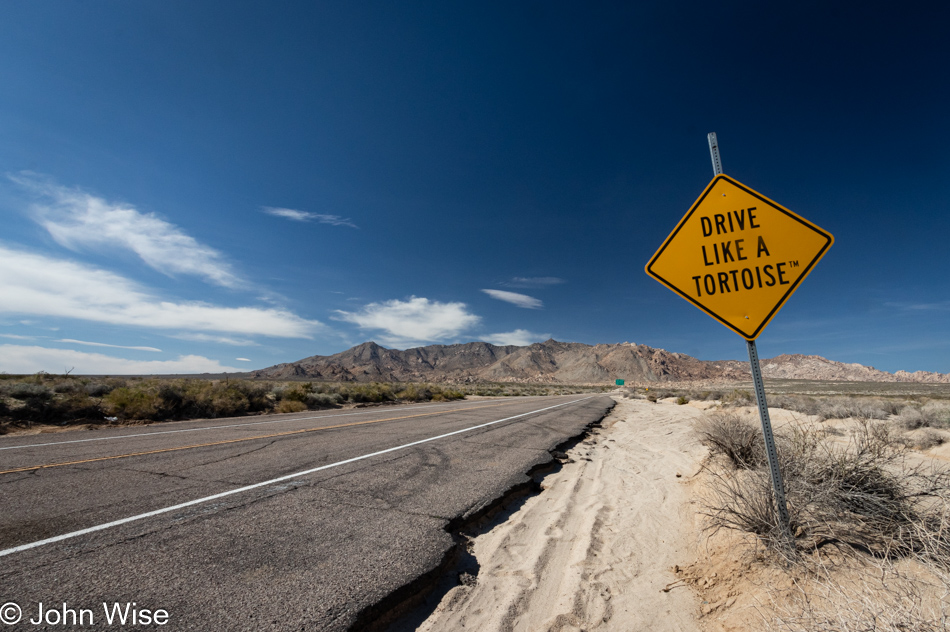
[646,174,833,340]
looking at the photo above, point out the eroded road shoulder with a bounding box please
[412,397,708,632]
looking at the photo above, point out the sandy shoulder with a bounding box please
[415,397,709,632]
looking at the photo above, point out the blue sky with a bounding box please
[1,1,948,375]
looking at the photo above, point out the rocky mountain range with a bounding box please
[251,339,950,384]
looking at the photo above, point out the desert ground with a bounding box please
[407,393,950,632]
[5,377,950,631]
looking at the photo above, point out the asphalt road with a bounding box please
[0,395,614,631]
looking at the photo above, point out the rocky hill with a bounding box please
[756,354,950,383]
[251,340,950,384]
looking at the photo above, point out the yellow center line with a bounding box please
[0,401,520,475]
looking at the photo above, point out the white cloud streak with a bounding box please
[481,289,543,309]
[235,357,252,362]
[885,301,950,312]
[169,333,259,346]
[0,345,242,375]
[57,339,162,352]
[0,246,322,338]
[10,172,243,288]
[334,297,480,348]
[482,329,551,346]
[263,207,358,229]
[503,277,565,288]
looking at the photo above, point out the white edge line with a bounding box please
[0,399,516,451]
[0,396,594,558]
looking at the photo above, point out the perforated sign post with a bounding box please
[646,133,834,544]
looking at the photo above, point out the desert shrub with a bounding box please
[32,391,104,423]
[207,386,251,417]
[0,377,109,423]
[686,390,721,402]
[181,381,258,418]
[901,429,947,451]
[278,384,310,403]
[103,387,162,420]
[16,395,59,422]
[890,403,950,431]
[896,406,925,430]
[700,415,950,564]
[879,399,905,416]
[84,382,114,397]
[68,393,105,419]
[270,384,291,401]
[769,394,821,416]
[52,380,82,394]
[237,381,273,412]
[815,397,890,421]
[306,392,344,409]
[921,402,950,428]
[0,382,61,423]
[696,412,766,469]
[343,383,396,403]
[155,382,185,417]
[98,380,261,421]
[395,384,428,402]
[676,396,690,405]
[430,385,464,401]
[722,389,754,406]
[278,399,307,413]
[3,382,53,400]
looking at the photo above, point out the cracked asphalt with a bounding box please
[0,395,613,631]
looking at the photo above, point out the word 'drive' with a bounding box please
[646,174,833,340]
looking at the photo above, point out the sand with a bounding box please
[410,396,950,632]
[415,396,710,632]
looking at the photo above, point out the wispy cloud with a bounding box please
[483,329,550,346]
[884,300,950,312]
[0,245,322,338]
[263,207,358,229]
[57,339,161,352]
[0,344,241,374]
[0,333,36,340]
[482,289,543,309]
[334,296,480,348]
[10,172,243,288]
[235,357,252,362]
[502,277,565,288]
[169,333,259,346]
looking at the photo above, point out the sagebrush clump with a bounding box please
[698,411,950,565]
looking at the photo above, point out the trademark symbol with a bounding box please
[788,260,799,268]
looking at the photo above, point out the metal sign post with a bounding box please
[646,134,833,544]
[707,133,793,543]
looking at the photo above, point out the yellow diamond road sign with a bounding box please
[646,174,833,340]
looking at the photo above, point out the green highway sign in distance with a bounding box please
[615,379,624,386]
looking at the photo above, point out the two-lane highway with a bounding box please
[0,395,614,631]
